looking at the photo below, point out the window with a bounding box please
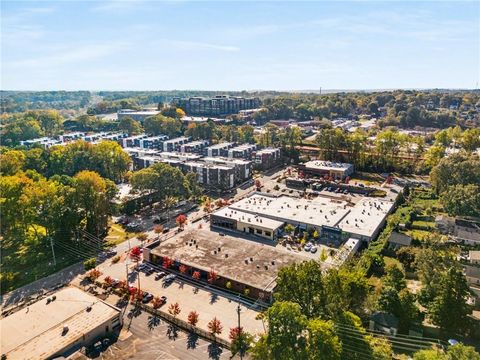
[265,231,271,237]
[256,229,262,234]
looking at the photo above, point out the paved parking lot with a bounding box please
[86,304,236,360]
[97,261,265,342]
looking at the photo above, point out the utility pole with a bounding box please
[237,303,243,359]
[49,236,57,267]
[125,261,129,284]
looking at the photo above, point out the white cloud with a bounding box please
[8,42,132,69]
[170,40,240,52]
[91,0,144,12]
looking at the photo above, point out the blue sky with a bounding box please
[1,1,479,90]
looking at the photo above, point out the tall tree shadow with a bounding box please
[147,315,161,330]
[210,293,219,304]
[186,332,199,349]
[207,342,223,360]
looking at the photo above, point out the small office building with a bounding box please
[298,160,354,180]
[0,287,122,360]
[211,207,284,240]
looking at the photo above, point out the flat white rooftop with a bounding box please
[213,206,285,230]
[227,193,395,240]
[303,160,353,172]
[203,157,251,165]
[1,287,119,360]
[229,194,350,228]
[337,198,395,238]
[206,142,234,149]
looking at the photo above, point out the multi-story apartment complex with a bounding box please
[205,142,235,157]
[121,134,149,148]
[254,148,281,170]
[227,144,257,159]
[139,135,169,149]
[203,157,252,183]
[162,137,191,152]
[180,140,210,154]
[182,161,235,191]
[171,95,261,116]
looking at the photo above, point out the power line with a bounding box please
[334,326,432,353]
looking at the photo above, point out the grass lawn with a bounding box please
[351,172,386,185]
[1,235,98,294]
[384,256,404,271]
[105,222,137,246]
[405,229,433,241]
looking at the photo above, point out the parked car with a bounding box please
[142,292,154,303]
[219,233,225,237]
[310,246,318,254]
[155,271,166,280]
[304,243,312,251]
[163,274,176,284]
[162,227,170,234]
[126,222,140,231]
[160,295,167,304]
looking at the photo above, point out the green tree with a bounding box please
[74,170,116,236]
[275,261,325,318]
[257,301,307,360]
[118,116,143,135]
[306,319,342,360]
[0,150,26,175]
[414,344,480,360]
[427,267,472,336]
[441,184,480,217]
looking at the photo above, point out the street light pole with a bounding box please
[237,303,243,360]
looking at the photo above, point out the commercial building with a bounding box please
[180,140,210,153]
[228,144,257,159]
[212,193,395,242]
[182,161,235,191]
[254,148,281,170]
[211,207,284,240]
[162,137,191,152]
[205,142,235,157]
[203,157,252,183]
[171,95,261,116]
[298,160,354,180]
[117,109,160,122]
[0,287,121,360]
[144,229,306,302]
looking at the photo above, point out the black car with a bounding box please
[142,293,154,303]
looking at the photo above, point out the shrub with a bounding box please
[84,258,97,271]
